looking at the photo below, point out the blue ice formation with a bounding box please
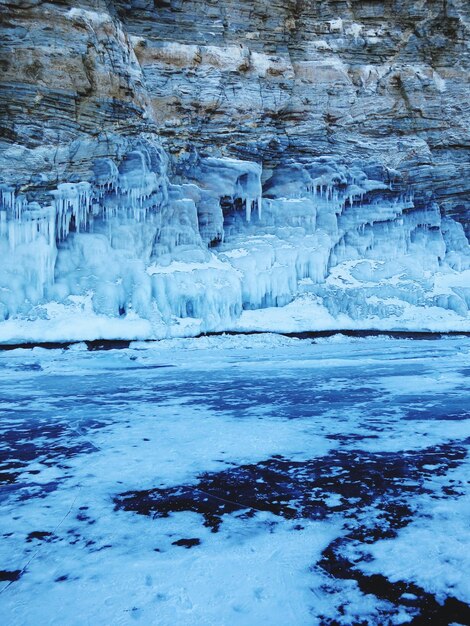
[1,142,469,336]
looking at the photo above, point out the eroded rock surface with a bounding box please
[2,1,469,216]
[0,1,469,336]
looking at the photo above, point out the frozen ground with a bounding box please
[0,334,469,625]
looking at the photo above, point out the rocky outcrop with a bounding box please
[1,0,469,221]
[0,1,157,196]
[0,1,469,339]
[130,0,470,222]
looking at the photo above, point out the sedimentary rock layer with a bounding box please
[1,0,469,220]
[0,1,469,339]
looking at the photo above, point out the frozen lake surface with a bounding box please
[0,334,469,625]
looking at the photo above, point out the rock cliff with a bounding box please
[0,0,469,339]
[121,0,470,221]
[2,0,469,218]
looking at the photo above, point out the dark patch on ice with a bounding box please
[318,543,470,625]
[85,340,132,351]
[0,339,130,351]
[0,342,70,351]
[171,538,201,548]
[76,511,96,525]
[11,362,42,372]
[54,574,69,582]
[0,470,17,484]
[115,443,465,530]
[0,416,106,500]
[326,433,379,441]
[405,411,470,421]
[26,531,54,542]
[115,440,470,622]
[402,396,470,421]
[93,544,112,552]
[125,364,176,370]
[181,376,382,419]
[0,570,22,582]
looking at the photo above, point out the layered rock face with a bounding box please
[0,0,469,339]
[0,1,157,192]
[117,0,470,221]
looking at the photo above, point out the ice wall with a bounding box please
[1,148,469,339]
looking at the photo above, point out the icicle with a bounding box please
[52,182,93,240]
[246,197,252,222]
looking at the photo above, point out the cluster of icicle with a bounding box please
[0,163,164,251]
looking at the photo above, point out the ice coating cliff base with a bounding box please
[1,145,469,343]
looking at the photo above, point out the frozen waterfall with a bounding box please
[0,147,469,341]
